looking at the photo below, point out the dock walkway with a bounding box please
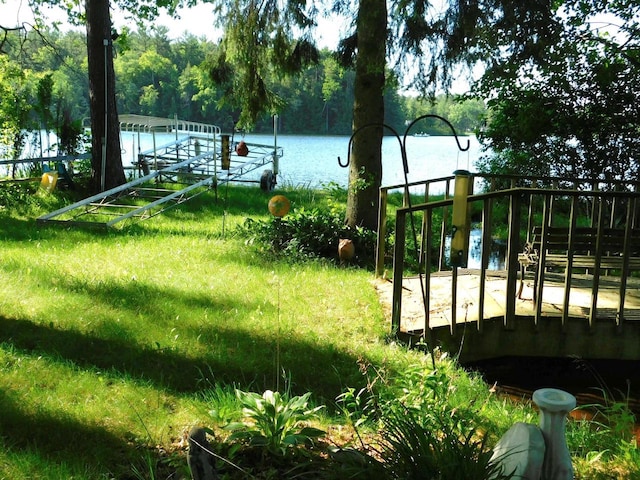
[36,115,282,228]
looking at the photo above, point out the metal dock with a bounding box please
[36,115,282,229]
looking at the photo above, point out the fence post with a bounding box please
[391,209,407,333]
[504,190,521,329]
[376,187,388,277]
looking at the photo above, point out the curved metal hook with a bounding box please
[338,122,408,173]
[338,115,470,176]
[403,114,470,152]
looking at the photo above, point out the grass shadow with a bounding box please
[0,388,153,477]
[0,314,370,404]
[1,184,335,241]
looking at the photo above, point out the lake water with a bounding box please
[7,129,482,190]
[10,131,482,191]
[120,132,483,191]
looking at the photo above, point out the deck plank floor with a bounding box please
[374,270,640,333]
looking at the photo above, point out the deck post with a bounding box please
[391,210,407,333]
[633,183,640,228]
[534,195,552,327]
[618,196,636,328]
[589,181,600,227]
[562,196,579,331]
[478,197,493,333]
[451,267,458,335]
[419,183,431,273]
[375,187,388,277]
[589,198,606,329]
[424,209,433,333]
[438,180,451,270]
[504,190,521,329]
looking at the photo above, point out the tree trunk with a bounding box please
[345,0,387,230]
[85,0,125,193]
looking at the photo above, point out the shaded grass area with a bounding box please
[0,384,144,477]
[0,310,372,399]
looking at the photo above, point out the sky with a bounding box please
[0,0,344,48]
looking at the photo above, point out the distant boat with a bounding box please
[413,132,430,137]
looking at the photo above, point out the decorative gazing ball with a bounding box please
[338,238,355,262]
[236,140,249,156]
[268,195,291,217]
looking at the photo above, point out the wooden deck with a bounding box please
[375,270,640,330]
[374,270,640,362]
[376,176,640,362]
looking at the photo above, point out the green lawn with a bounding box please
[0,183,637,479]
[0,185,394,477]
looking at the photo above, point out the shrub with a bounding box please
[237,207,378,267]
[568,392,638,461]
[378,406,513,479]
[0,182,38,210]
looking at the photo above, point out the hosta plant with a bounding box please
[221,389,325,456]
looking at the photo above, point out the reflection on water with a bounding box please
[440,228,506,270]
[468,229,506,270]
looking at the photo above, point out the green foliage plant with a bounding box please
[567,385,639,478]
[474,2,640,184]
[238,206,378,267]
[222,389,325,457]
[0,183,37,211]
[337,355,518,480]
[379,406,513,480]
[0,56,35,161]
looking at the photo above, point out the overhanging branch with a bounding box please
[0,24,27,54]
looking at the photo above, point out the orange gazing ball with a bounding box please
[268,195,291,217]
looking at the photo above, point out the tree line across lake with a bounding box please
[0,25,485,160]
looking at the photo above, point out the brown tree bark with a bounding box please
[345,0,387,230]
[85,0,125,193]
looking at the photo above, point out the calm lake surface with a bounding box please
[9,131,482,191]
[121,132,483,191]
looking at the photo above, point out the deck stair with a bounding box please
[37,115,282,229]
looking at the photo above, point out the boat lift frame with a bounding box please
[37,115,283,229]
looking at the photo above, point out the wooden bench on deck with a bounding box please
[517,226,640,304]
